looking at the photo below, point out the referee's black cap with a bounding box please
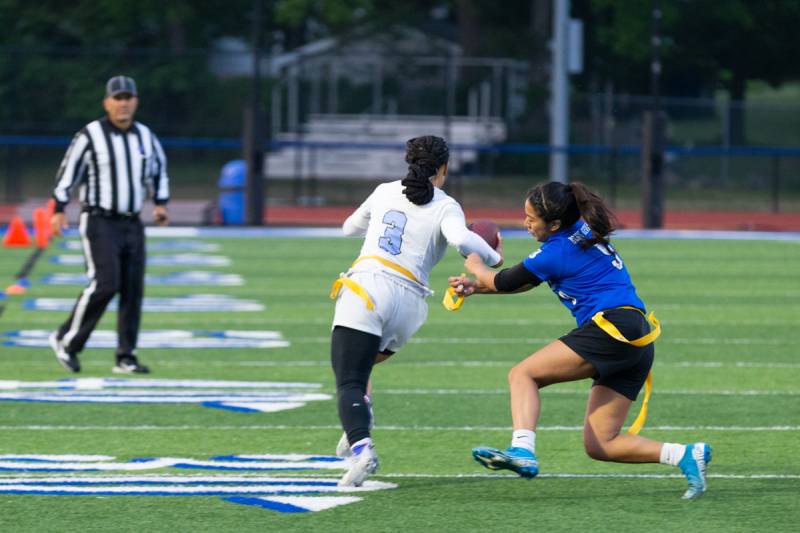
[105,76,138,98]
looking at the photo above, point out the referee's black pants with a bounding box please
[57,211,145,358]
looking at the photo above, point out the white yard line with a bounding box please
[285,336,800,346]
[147,360,800,370]
[373,472,800,480]
[4,359,800,371]
[141,316,800,327]
[379,388,800,396]
[144,226,800,242]
[0,472,796,481]
[1,424,798,431]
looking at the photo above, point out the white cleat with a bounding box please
[336,431,352,458]
[338,443,379,487]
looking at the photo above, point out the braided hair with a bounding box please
[526,181,618,248]
[402,135,450,205]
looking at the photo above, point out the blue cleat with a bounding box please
[472,446,539,479]
[678,442,712,499]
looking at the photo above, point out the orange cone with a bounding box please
[2,216,32,247]
[33,208,50,248]
[5,283,26,295]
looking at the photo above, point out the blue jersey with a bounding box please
[522,219,646,326]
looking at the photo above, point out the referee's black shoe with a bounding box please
[113,355,150,374]
[49,332,81,373]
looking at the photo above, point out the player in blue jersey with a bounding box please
[448,181,711,499]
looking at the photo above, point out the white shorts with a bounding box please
[332,270,428,353]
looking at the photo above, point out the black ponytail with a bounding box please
[526,181,618,248]
[402,136,449,205]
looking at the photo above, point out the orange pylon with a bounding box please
[2,216,32,247]
[4,283,27,295]
[33,207,50,248]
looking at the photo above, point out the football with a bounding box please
[468,220,501,250]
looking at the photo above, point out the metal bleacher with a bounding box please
[265,114,507,179]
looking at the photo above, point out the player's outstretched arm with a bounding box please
[465,252,498,291]
[446,254,501,296]
[451,252,542,296]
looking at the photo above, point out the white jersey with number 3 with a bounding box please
[342,180,500,287]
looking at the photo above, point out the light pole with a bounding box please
[642,0,665,228]
[549,0,569,183]
[244,0,266,225]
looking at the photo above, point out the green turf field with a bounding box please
[0,234,798,532]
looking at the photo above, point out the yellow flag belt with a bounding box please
[330,255,421,310]
[591,306,661,435]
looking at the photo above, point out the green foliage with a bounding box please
[582,0,800,96]
[275,0,373,29]
[0,0,271,133]
[0,0,799,137]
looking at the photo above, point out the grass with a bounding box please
[0,234,799,532]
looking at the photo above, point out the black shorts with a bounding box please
[560,307,655,401]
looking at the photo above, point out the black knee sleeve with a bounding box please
[331,326,381,445]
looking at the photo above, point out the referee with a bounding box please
[48,75,169,374]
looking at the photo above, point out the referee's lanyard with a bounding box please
[591,306,661,435]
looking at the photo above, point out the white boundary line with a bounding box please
[0,472,796,481]
[376,473,800,480]
[374,472,800,480]
[142,360,800,370]
[85,316,797,326]
[5,359,800,370]
[0,424,797,432]
[0,385,796,396]
[0,472,800,480]
[378,388,800,396]
[142,226,800,242]
[277,336,800,346]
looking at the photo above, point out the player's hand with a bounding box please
[448,274,476,296]
[492,233,504,268]
[50,212,67,237]
[153,206,169,226]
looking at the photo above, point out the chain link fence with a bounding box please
[1,46,798,213]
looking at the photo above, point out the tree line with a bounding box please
[1,0,798,143]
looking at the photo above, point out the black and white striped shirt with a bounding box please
[53,117,169,214]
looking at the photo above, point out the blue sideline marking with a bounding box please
[2,479,335,487]
[0,489,330,496]
[225,496,310,513]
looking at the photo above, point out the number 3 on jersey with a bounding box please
[594,242,624,270]
[378,210,407,255]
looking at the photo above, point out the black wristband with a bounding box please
[494,262,542,292]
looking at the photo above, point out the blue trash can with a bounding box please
[218,160,246,225]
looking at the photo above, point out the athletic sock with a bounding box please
[351,437,373,455]
[510,429,536,453]
[659,442,685,466]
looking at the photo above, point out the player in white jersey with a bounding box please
[330,136,502,486]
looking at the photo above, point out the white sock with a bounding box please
[351,437,373,454]
[659,442,685,466]
[510,429,536,453]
